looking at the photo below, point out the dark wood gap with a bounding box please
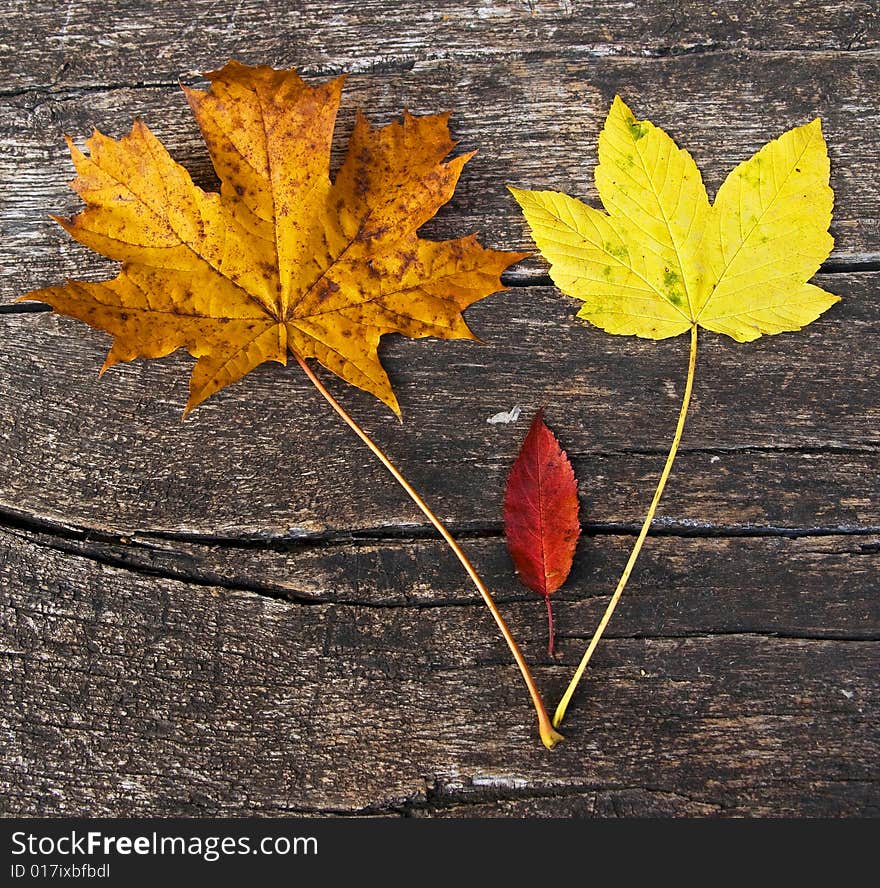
[1,502,877,551]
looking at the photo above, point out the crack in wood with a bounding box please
[558,629,880,644]
[4,520,878,633]
[2,44,879,103]
[1,503,878,550]
[4,259,878,317]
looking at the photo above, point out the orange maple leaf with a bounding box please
[23,60,524,416]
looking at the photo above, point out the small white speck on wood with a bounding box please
[487,405,522,424]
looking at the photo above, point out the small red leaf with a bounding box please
[504,409,581,654]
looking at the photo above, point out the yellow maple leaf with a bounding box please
[23,60,524,416]
[511,97,841,731]
[510,95,839,341]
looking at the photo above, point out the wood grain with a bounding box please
[2,1,876,93]
[1,531,876,816]
[7,525,877,635]
[1,0,877,818]
[0,276,875,536]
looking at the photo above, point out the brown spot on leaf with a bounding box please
[314,279,341,303]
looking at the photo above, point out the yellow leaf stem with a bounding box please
[513,98,841,731]
[553,324,698,728]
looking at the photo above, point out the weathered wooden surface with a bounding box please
[5,53,880,287]
[2,531,876,816]
[3,0,877,93]
[1,1,877,818]
[1,276,876,535]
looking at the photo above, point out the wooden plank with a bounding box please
[2,52,880,301]
[1,531,876,816]
[2,0,878,821]
[0,275,875,536]
[7,526,878,637]
[1,1,876,93]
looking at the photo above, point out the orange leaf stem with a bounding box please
[294,352,563,749]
